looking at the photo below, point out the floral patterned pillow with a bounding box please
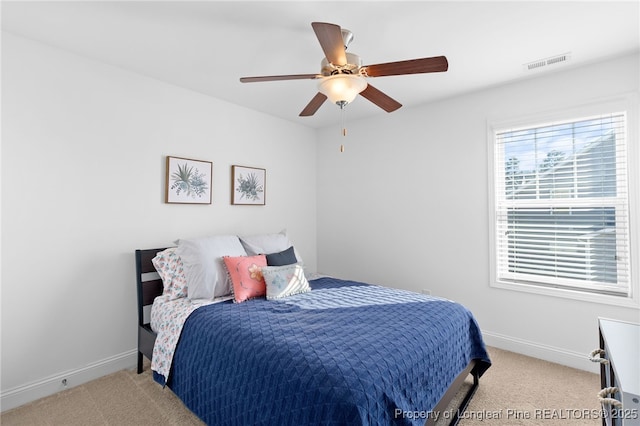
[262,263,311,300]
[223,255,267,303]
[151,248,188,300]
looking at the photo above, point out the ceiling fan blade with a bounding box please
[363,56,448,77]
[299,93,328,116]
[359,84,402,113]
[311,22,347,66]
[240,74,320,83]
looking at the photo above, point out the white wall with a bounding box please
[2,29,638,412]
[317,53,640,372]
[1,33,317,409]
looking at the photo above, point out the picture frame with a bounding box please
[231,165,266,205]
[165,156,212,204]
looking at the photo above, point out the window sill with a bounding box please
[491,279,640,309]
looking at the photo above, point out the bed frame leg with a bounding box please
[447,371,479,426]
[137,352,143,374]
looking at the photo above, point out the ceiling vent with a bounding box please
[524,52,571,71]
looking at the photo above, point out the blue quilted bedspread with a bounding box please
[156,277,490,425]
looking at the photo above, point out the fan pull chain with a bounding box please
[340,101,347,152]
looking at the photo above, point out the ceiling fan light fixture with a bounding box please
[240,22,448,117]
[317,74,367,105]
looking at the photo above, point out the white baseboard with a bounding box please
[1,349,138,412]
[482,330,599,374]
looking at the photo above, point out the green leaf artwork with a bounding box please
[236,172,264,201]
[170,162,209,198]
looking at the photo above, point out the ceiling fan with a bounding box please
[239,22,448,117]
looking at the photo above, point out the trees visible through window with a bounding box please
[491,113,630,296]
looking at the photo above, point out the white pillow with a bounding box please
[239,229,303,263]
[175,235,247,300]
[262,263,311,300]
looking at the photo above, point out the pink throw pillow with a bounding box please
[223,255,267,303]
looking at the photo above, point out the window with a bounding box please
[489,103,636,304]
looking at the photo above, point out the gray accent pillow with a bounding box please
[266,246,297,266]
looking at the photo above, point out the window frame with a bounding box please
[487,94,639,308]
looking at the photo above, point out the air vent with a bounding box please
[524,52,571,71]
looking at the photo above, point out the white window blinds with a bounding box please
[493,112,630,296]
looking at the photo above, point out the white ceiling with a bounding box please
[2,1,639,129]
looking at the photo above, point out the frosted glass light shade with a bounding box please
[317,74,367,104]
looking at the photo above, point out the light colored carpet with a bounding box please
[442,347,601,425]
[1,347,600,425]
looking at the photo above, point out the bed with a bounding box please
[135,234,491,426]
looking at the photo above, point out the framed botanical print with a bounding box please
[165,156,212,204]
[231,165,266,205]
